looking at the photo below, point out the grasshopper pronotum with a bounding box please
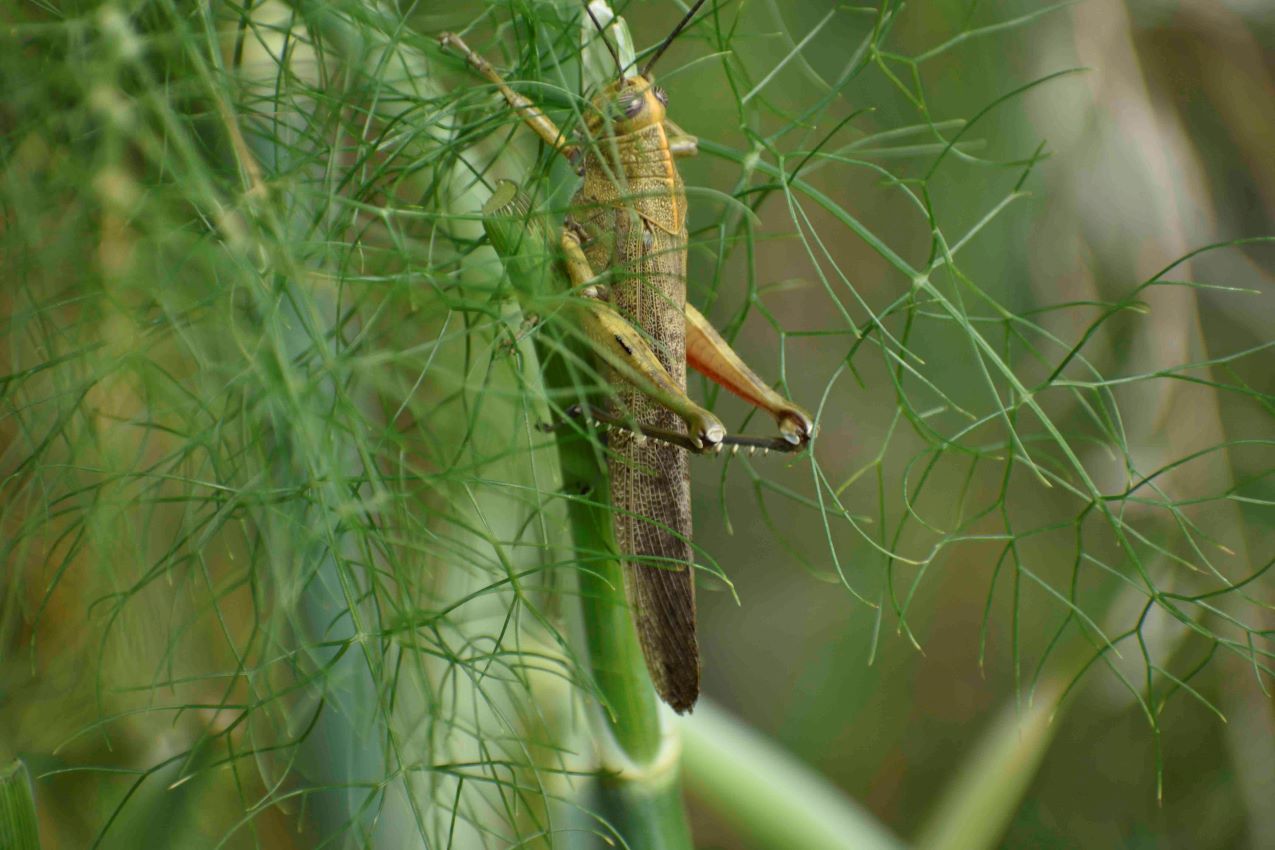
[441,1,814,713]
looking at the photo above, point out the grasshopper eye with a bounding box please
[616,93,644,119]
[653,86,668,106]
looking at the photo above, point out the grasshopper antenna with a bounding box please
[640,0,709,78]
[583,1,625,80]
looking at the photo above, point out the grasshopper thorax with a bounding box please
[585,75,669,138]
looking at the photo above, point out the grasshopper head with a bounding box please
[586,75,668,137]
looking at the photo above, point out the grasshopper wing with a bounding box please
[612,427,700,712]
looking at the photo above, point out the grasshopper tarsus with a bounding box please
[547,404,811,456]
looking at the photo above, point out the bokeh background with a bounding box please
[2,0,1273,848]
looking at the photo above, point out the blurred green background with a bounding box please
[2,0,1273,848]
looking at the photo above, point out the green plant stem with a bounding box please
[913,678,1063,850]
[680,700,905,850]
[483,182,691,848]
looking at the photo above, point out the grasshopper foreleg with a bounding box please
[662,117,699,158]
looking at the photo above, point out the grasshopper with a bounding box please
[441,0,813,713]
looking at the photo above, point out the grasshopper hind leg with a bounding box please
[560,230,727,452]
[685,303,816,450]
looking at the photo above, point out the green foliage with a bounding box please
[1,0,1271,847]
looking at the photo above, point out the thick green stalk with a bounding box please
[483,181,692,848]
[0,761,41,850]
[913,678,1062,850]
[680,701,904,850]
